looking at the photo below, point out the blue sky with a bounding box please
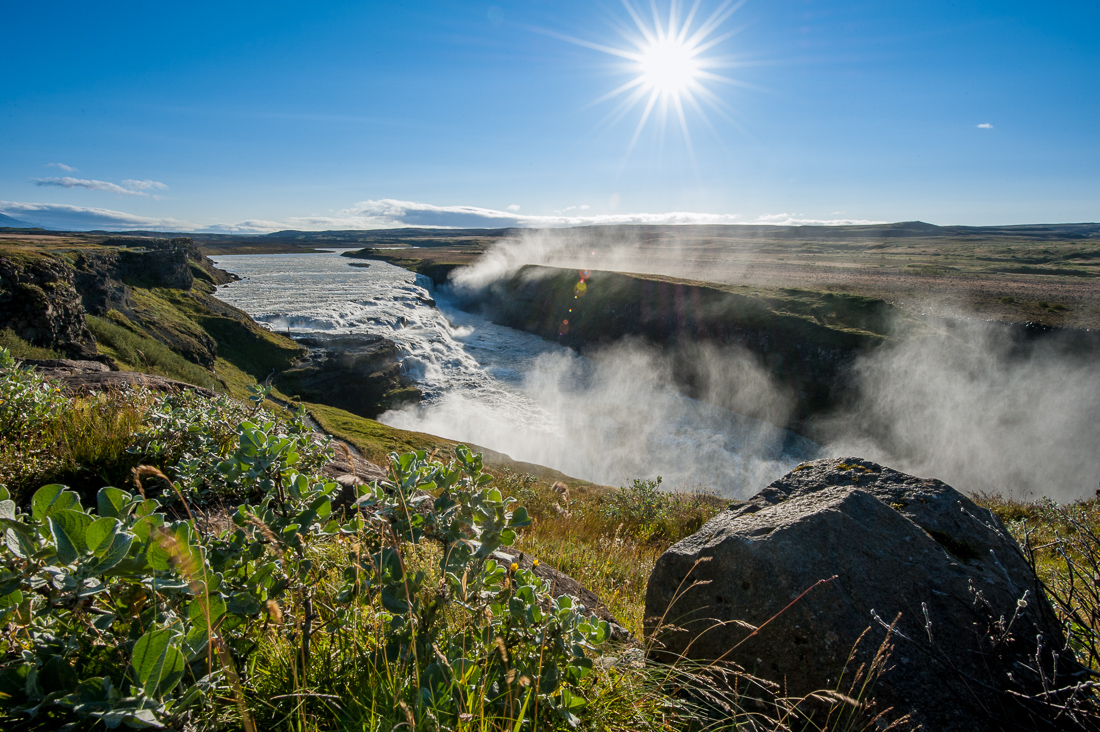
[1,0,1098,231]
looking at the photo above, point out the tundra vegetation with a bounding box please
[2,349,1099,731]
[2,229,1099,728]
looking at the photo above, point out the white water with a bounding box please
[212,250,818,495]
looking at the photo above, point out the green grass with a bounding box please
[87,313,220,391]
[0,328,63,360]
[0,386,156,503]
[977,492,1100,672]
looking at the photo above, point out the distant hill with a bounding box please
[254,221,1100,242]
[0,212,36,228]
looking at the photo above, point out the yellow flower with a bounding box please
[510,562,519,573]
[532,559,540,568]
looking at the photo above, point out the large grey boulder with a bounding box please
[645,457,1087,731]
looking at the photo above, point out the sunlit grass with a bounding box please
[88,313,219,390]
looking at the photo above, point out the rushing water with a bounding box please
[212,250,818,495]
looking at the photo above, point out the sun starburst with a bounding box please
[558,0,747,157]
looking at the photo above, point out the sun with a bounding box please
[546,1,745,156]
[637,37,701,97]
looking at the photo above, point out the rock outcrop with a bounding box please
[644,457,1085,732]
[275,333,420,419]
[2,239,241,370]
[70,239,239,368]
[73,240,198,315]
[20,358,219,398]
[0,253,97,359]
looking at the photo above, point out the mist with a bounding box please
[382,338,816,496]
[816,321,1100,503]
[443,229,1100,502]
[450,226,757,293]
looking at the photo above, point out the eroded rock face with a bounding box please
[276,333,420,420]
[0,254,97,359]
[644,457,1084,732]
[71,242,232,368]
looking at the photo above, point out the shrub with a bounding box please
[0,348,69,442]
[597,477,724,543]
[0,407,608,729]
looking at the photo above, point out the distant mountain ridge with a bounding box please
[0,212,36,228]
[252,221,1100,242]
[4,220,1098,241]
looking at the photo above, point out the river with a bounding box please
[211,250,818,496]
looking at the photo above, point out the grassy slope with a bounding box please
[0,329,64,360]
[1,234,306,414]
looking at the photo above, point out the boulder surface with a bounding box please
[645,457,1085,732]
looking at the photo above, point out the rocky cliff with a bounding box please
[275,333,420,419]
[460,266,906,428]
[0,252,97,359]
[65,238,246,368]
[1,239,288,390]
[3,238,417,415]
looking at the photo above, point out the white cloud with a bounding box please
[205,219,300,234]
[337,198,755,229]
[0,201,194,231]
[202,200,883,234]
[33,177,146,196]
[977,123,993,129]
[31,176,169,197]
[46,162,77,172]
[751,213,882,226]
[0,198,884,234]
[507,204,521,211]
[120,179,169,191]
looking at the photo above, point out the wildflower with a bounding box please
[510,562,519,573]
[533,559,540,568]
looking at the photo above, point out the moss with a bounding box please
[189,261,216,287]
[127,288,216,363]
[198,316,302,382]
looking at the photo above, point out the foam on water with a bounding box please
[212,250,817,494]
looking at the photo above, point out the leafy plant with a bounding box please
[0,348,69,443]
[0,356,609,729]
[338,446,610,728]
